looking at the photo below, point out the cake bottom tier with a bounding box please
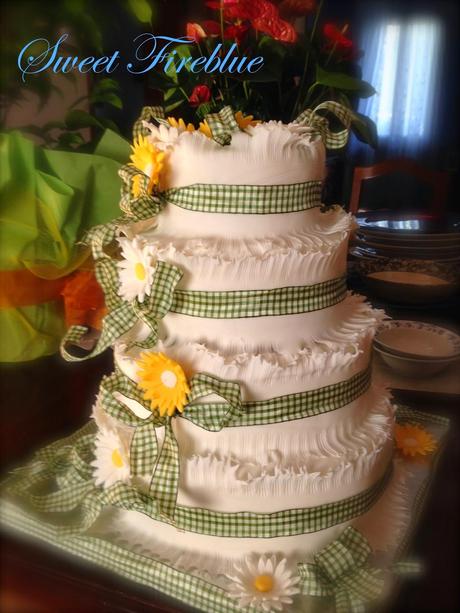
[0,408,449,613]
[95,457,409,578]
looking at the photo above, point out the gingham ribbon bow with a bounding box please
[61,261,183,362]
[294,101,356,149]
[204,105,240,145]
[298,526,384,613]
[98,370,243,520]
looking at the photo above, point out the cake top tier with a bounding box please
[117,102,354,231]
[149,120,326,188]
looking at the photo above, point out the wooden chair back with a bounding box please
[349,158,449,216]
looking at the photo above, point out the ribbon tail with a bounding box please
[131,421,159,477]
[61,305,136,362]
[335,588,366,613]
[148,418,179,521]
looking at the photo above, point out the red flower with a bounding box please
[206,0,240,9]
[201,20,222,36]
[276,0,316,18]
[224,1,297,43]
[189,84,212,107]
[186,22,206,42]
[224,22,250,44]
[323,23,354,49]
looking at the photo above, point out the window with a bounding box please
[358,17,443,154]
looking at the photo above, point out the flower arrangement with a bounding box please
[148,0,377,145]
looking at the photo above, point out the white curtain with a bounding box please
[358,16,443,156]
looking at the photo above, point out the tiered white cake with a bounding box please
[83,110,411,611]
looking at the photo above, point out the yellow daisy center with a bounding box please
[403,437,418,447]
[111,449,124,468]
[134,262,146,281]
[253,574,274,593]
[160,369,178,388]
[136,352,191,416]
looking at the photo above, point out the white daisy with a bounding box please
[226,554,300,612]
[118,237,156,303]
[143,121,181,151]
[91,428,130,488]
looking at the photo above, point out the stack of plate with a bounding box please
[374,320,460,377]
[350,212,460,303]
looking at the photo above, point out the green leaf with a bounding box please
[91,91,123,109]
[65,109,104,130]
[351,112,378,148]
[127,0,153,23]
[316,65,376,98]
[92,78,120,95]
[57,131,85,149]
[164,99,185,113]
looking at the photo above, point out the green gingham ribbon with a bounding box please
[294,101,356,149]
[298,526,384,612]
[204,105,240,145]
[117,169,323,216]
[171,276,347,318]
[61,261,183,362]
[4,428,393,538]
[97,370,243,520]
[94,365,370,519]
[298,526,421,613]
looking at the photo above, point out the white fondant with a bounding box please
[97,459,408,579]
[164,122,325,190]
[141,208,353,291]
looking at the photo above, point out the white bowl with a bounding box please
[375,320,460,360]
[373,345,456,377]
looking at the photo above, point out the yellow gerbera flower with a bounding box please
[395,424,437,458]
[136,352,190,417]
[198,120,213,138]
[167,117,195,132]
[234,110,260,130]
[129,136,166,192]
[131,174,143,198]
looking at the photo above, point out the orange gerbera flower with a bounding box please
[395,424,437,458]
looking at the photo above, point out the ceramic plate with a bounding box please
[375,320,460,360]
[356,212,460,239]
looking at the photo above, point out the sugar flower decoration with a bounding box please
[235,110,260,130]
[395,423,437,458]
[91,428,130,488]
[136,352,190,417]
[143,121,181,151]
[198,119,213,138]
[129,135,166,191]
[167,117,195,133]
[226,554,300,611]
[118,237,156,303]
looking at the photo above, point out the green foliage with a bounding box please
[1,0,157,149]
[144,2,377,147]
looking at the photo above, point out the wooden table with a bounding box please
[1,326,460,612]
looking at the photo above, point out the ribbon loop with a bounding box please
[185,373,243,431]
[205,105,240,145]
[119,165,167,220]
[61,260,182,362]
[299,526,385,613]
[294,101,356,149]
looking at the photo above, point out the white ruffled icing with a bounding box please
[115,296,385,400]
[164,121,325,189]
[156,293,386,355]
[96,458,411,579]
[139,208,353,291]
